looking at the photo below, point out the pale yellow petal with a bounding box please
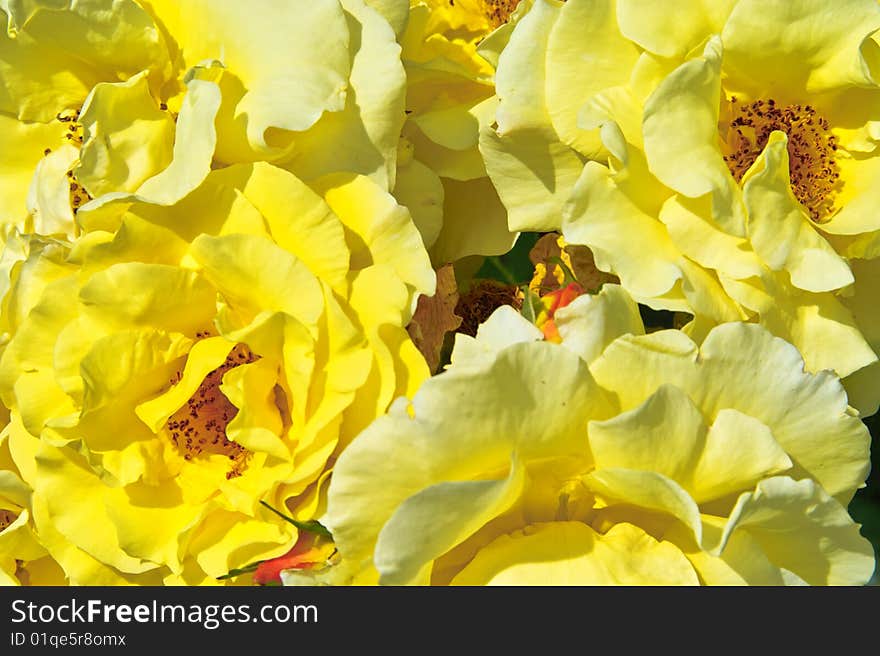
[393,157,444,249]
[430,176,517,263]
[555,284,645,366]
[375,456,526,585]
[658,195,761,280]
[591,323,870,502]
[642,37,746,236]
[721,0,880,95]
[691,409,792,504]
[480,125,585,233]
[617,0,737,59]
[324,341,606,577]
[584,468,703,543]
[545,0,639,157]
[562,161,683,299]
[452,521,699,585]
[588,384,705,484]
[719,476,875,585]
[741,131,853,292]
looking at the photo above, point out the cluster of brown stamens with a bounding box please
[0,509,16,533]
[455,280,522,336]
[722,97,841,223]
[165,343,258,480]
[58,108,83,146]
[479,0,519,27]
[66,168,92,212]
[43,109,94,213]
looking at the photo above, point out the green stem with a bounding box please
[485,256,518,285]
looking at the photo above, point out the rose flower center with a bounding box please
[41,108,94,214]
[721,98,841,223]
[166,343,258,480]
[481,0,518,27]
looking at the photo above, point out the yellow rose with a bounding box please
[143,0,406,189]
[1,0,407,240]
[394,1,530,263]
[0,162,434,585]
[309,287,873,585]
[0,424,68,585]
[0,0,202,236]
[480,0,880,414]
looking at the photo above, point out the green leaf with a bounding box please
[259,500,333,538]
[216,561,263,580]
[520,286,543,324]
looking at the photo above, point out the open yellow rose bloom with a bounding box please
[482,0,880,415]
[0,0,407,237]
[316,287,874,585]
[0,162,433,584]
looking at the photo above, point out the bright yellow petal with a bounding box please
[134,336,232,431]
[31,442,160,575]
[0,0,169,122]
[147,0,349,155]
[188,233,324,330]
[0,115,67,229]
[186,509,292,579]
[282,0,406,190]
[226,163,351,294]
[221,358,287,460]
[79,262,215,335]
[314,172,434,296]
[130,77,221,204]
[25,142,77,236]
[76,72,175,197]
